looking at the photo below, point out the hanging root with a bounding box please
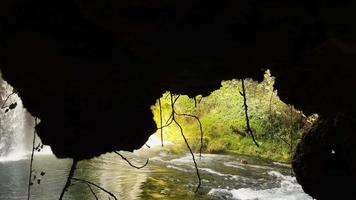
[159,98,163,147]
[170,93,202,192]
[27,117,38,200]
[174,119,202,192]
[174,112,204,158]
[240,79,259,147]
[114,151,149,169]
[153,92,204,192]
[59,158,119,200]
[59,159,78,200]
[71,178,118,200]
[165,93,204,158]
[86,183,99,200]
[1,90,17,109]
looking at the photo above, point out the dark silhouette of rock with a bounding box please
[293,114,356,200]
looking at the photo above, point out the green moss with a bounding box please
[151,71,318,163]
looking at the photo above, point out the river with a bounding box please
[0,147,312,200]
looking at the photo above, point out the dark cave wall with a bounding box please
[293,114,356,199]
[1,1,356,198]
[1,0,355,156]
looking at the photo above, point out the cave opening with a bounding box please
[0,70,316,200]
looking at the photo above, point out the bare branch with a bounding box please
[27,118,38,200]
[158,98,163,147]
[157,113,174,130]
[174,120,202,192]
[174,112,204,158]
[114,151,149,169]
[87,183,99,200]
[170,93,201,192]
[1,91,16,109]
[59,159,79,200]
[240,79,259,147]
[72,178,118,200]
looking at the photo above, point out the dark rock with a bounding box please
[293,114,356,200]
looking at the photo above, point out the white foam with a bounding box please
[166,165,189,172]
[224,161,272,170]
[169,153,231,164]
[224,162,246,170]
[267,171,295,182]
[200,168,244,181]
[273,162,291,167]
[208,171,312,200]
[200,168,229,177]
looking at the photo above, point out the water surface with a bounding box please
[0,151,312,200]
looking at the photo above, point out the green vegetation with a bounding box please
[151,70,318,162]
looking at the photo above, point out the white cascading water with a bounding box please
[0,75,35,161]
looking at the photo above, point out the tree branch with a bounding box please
[170,93,201,192]
[72,178,118,200]
[27,118,38,200]
[114,151,149,169]
[87,183,99,200]
[174,112,204,158]
[1,91,16,109]
[240,79,259,147]
[158,98,163,147]
[59,159,79,200]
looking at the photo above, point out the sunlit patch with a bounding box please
[150,69,319,162]
[145,134,172,148]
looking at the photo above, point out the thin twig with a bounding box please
[174,112,204,158]
[59,159,79,200]
[275,135,291,146]
[170,93,201,192]
[157,115,174,130]
[1,91,16,109]
[175,120,202,192]
[27,118,38,200]
[289,105,294,175]
[156,112,174,130]
[159,98,163,147]
[198,96,203,104]
[114,151,149,169]
[165,113,173,125]
[240,79,259,147]
[87,183,99,200]
[72,178,118,200]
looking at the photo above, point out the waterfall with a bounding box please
[0,75,35,161]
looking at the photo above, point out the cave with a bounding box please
[1,0,356,199]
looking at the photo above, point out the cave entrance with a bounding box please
[0,70,317,200]
[148,70,318,163]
